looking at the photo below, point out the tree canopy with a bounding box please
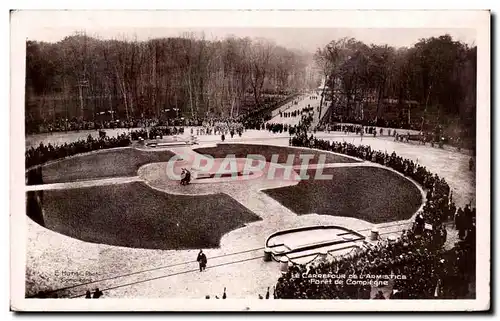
[314,35,476,135]
[25,32,476,138]
[25,33,317,122]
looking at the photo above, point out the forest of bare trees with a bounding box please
[25,32,476,140]
[25,33,318,127]
[314,35,476,136]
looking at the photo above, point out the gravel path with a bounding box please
[267,92,324,127]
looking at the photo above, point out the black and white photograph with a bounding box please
[10,9,490,311]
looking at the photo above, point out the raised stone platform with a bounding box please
[266,225,366,265]
[146,141,190,147]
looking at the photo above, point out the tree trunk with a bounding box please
[187,72,194,117]
[375,80,384,123]
[115,68,128,120]
[108,83,113,120]
[420,83,433,131]
[319,74,327,121]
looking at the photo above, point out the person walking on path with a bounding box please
[197,250,207,272]
[92,288,103,298]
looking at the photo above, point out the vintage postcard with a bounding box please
[10,10,490,311]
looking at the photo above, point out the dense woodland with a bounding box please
[315,35,476,136]
[25,33,317,125]
[26,33,476,139]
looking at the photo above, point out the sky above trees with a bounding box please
[28,27,476,53]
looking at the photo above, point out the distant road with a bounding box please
[267,91,324,127]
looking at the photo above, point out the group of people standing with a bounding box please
[455,204,476,240]
[283,131,476,299]
[278,105,315,119]
[85,288,103,299]
[25,133,131,169]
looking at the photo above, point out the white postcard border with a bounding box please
[10,9,490,311]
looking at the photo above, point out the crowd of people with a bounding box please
[28,111,259,137]
[325,124,380,136]
[128,121,246,141]
[312,122,470,153]
[145,126,185,139]
[28,117,151,134]
[265,123,291,134]
[243,93,300,130]
[25,133,131,169]
[198,119,245,137]
[26,115,208,135]
[328,115,423,131]
[265,111,316,135]
[275,226,474,299]
[278,130,476,299]
[25,118,249,170]
[28,91,472,154]
[278,105,315,118]
[324,115,472,150]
